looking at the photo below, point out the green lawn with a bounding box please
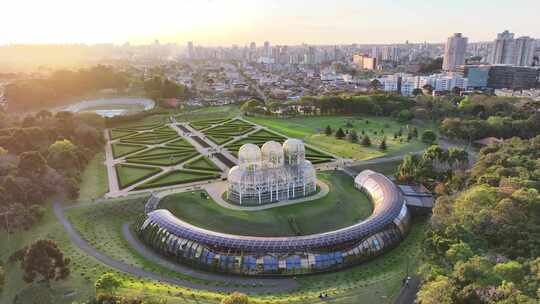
[110,129,136,140]
[135,170,220,190]
[159,171,372,237]
[350,160,403,177]
[246,116,435,160]
[184,156,222,172]
[111,143,147,159]
[115,164,162,189]
[77,152,109,203]
[126,152,199,167]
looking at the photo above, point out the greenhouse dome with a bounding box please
[227,139,317,205]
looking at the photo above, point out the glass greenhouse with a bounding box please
[227,139,317,205]
[136,170,411,276]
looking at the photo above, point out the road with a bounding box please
[53,202,298,294]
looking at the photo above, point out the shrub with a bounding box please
[95,272,122,293]
[335,128,346,139]
[361,135,371,147]
[422,130,437,144]
[221,292,249,304]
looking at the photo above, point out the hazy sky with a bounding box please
[1,0,539,46]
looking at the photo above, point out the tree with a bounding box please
[221,292,249,304]
[240,99,262,114]
[412,88,423,96]
[397,109,414,123]
[369,79,382,91]
[0,147,7,157]
[348,130,359,143]
[324,125,333,136]
[361,135,371,147]
[335,128,346,139]
[0,264,4,292]
[18,151,47,178]
[421,130,437,144]
[11,239,70,284]
[95,272,122,293]
[422,84,434,95]
[379,137,387,151]
[417,275,455,304]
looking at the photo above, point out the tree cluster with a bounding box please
[298,94,411,116]
[9,239,70,284]
[417,136,540,304]
[5,65,129,112]
[0,110,104,231]
[396,145,469,189]
[143,76,190,101]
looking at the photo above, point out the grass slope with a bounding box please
[246,116,434,160]
[76,152,109,203]
[160,171,371,237]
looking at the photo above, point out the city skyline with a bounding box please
[1,0,540,46]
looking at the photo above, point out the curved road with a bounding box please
[53,202,297,294]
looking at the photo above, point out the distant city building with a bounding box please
[353,53,377,70]
[378,73,468,96]
[463,65,539,90]
[382,46,401,62]
[187,41,194,59]
[490,30,536,66]
[443,33,468,71]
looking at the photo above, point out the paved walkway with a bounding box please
[205,180,330,211]
[53,201,297,293]
[394,276,420,304]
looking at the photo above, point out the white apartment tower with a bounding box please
[443,33,468,71]
[490,30,536,66]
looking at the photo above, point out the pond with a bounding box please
[61,97,155,118]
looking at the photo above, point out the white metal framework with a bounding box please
[227,139,317,205]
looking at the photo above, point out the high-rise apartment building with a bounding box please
[353,54,377,70]
[490,31,536,66]
[515,36,536,66]
[187,41,194,59]
[443,33,468,71]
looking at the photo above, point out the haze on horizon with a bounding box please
[1,0,539,46]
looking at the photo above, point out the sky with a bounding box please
[1,0,539,46]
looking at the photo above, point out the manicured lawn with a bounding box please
[126,152,199,167]
[115,164,162,189]
[77,152,108,202]
[120,130,179,145]
[159,171,372,237]
[110,129,136,140]
[111,143,147,158]
[135,170,220,190]
[246,116,435,160]
[184,156,222,172]
[128,147,195,159]
[166,138,195,149]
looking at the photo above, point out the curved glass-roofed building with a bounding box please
[136,170,411,276]
[227,139,317,205]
